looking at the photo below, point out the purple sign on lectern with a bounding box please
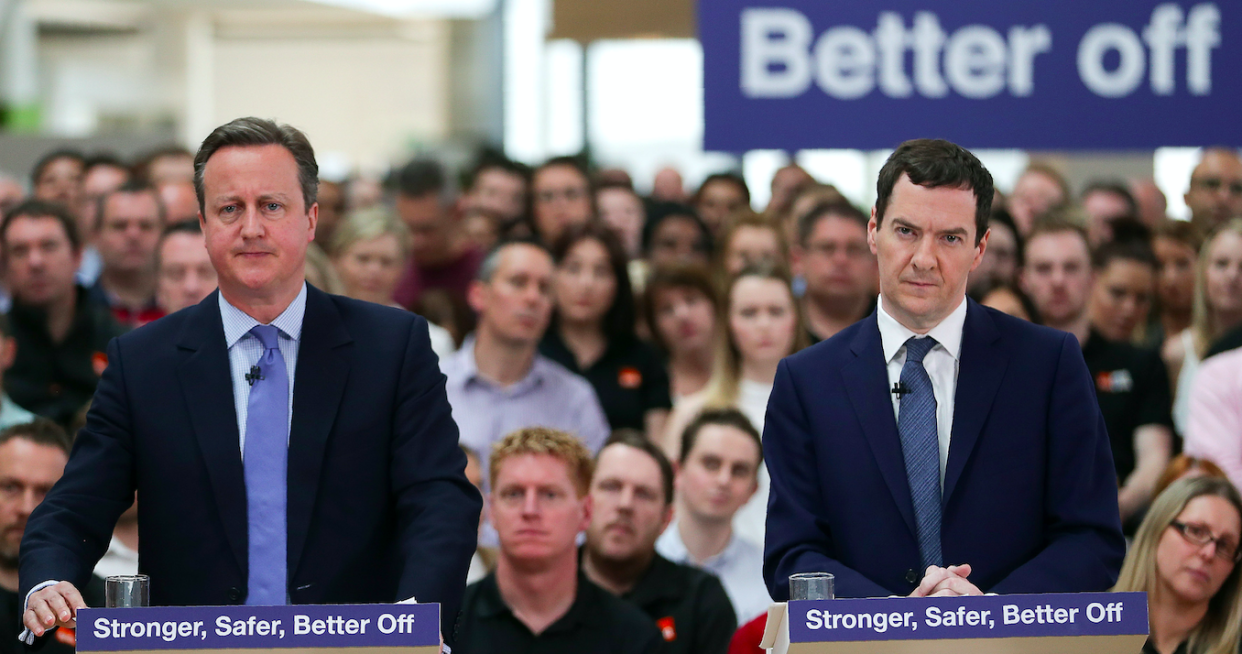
[787,592,1146,643]
[75,604,440,651]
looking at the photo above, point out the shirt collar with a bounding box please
[218,283,308,348]
[455,333,546,389]
[876,293,968,364]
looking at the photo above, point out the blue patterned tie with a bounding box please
[898,336,942,570]
[243,325,288,605]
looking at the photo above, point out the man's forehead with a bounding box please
[1028,232,1089,262]
[1194,151,1242,178]
[691,425,760,460]
[596,444,661,482]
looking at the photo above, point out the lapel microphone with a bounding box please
[891,382,911,397]
[245,365,264,386]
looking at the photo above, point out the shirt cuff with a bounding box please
[18,580,62,645]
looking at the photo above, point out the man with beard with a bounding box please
[583,431,736,654]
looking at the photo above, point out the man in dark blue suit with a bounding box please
[18,118,481,644]
[763,139,1124,600]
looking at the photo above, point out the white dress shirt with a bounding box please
[657,520,772,623]
[876,294,967,487]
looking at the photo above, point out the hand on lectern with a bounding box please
[23,581,86,637]
[909,564,983,597]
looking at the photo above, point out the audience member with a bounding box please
[643,204,712,269]
[461,206,502,254]
[596,182,645,260]
[763,164,813,225]
[652,167,687,204]
[1023,218,1173,525]
[80,155,130,240]
[1185,346,1242,490]
[443,240,610,489]
[1082,181,1140,246]
[978,283,1039,323]
[541,225,670,439]
[30,151,93,284]
[1113,477,1242,654]
[89,182,166,328]
[644,264,720,401]
[664,264,807,545]
[156,181,199,223]
[786,184,847,246]
[968,209,1022,295]
[328,207,410,308]
[1089,240,1157,344]
[136,147,194,186]
[1009,163,1070,235]
[154,220,216,315]
[583,431,736,654]
[1131,178,1170,228]
[532,157,593,247]
[657,409,771,623]
[1185,148,1242,235]
[314,179,345,247]
[716,211,788,280]
[390,159,483,314]
[465,156,530,226]
[456,427,661,654]
[1153,222,1203,355]
[0,318,34,431]
[2,200,122,426]
[0,419,102,654]
[1154,455,1227,500]
[0,174,23,216]
[793,202,877,343]
[694,173,750,236]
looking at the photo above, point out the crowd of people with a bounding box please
[0,139,1240,654]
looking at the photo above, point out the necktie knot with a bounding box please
[250,324,281,352]
[904,336,937,364]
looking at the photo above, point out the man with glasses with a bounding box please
[532,157,593,247]
[1184,148,1242,233]
[792,202,877,343]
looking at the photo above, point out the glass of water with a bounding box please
[105,575,150,608]
[789,572,835,600]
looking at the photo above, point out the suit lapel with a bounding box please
[843,314,917,539]
[175,291,248,576]
[943,300,1008,505]
[287,287,353,578]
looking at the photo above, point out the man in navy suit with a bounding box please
[763,139,1124,600]
[18,118,481,643]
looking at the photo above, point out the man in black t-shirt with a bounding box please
[457,427,660,654]
[582,431,737,654]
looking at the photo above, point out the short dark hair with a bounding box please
[1,199,81,251]
[551,223,637,344]
[875,139,994,245]
[193,117,318,217]
[989,208,1025,269]
[0,417,72,455]
[600,429,674,506]
[31,149,84,187]
[1081,180,1139,218]
[156,218,204,264]
[391,158,452,202]
[1026,212,1090,259]
[470,153,530,187]
[475,237,551,283]
[679,408,763,469]
[696,172,751,205]
[1093,238,1157,272]
[797,200,867,246]
[642,202,713,257]
[83,153,130,176]
[96,180,166,230]
[642,262,720,353]
[536,155,590,183]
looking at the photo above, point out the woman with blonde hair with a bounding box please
[662,263,808,545]
[1114,476,1242,654]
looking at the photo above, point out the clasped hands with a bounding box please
[908,564,984,598]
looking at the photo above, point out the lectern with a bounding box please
[761,592,1147,654]
[76,604,441,654]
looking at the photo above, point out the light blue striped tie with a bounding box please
[898,336,942,569]
[244,325,288,605]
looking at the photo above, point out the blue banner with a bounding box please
[75,604,440,651]
[701,1,1241,151]
[787,592,1147,643]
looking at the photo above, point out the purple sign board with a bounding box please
[787,592,1147,643]
[75,604,440,651]
[701,1,1242,150]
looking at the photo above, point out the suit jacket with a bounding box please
[20,286,481,639]
[762,299,1125,599]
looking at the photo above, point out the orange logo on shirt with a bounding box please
[92,352,109,377]
[657,616,676,641]
[618,367,643,389]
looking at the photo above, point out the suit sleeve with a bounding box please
[390,316,483,642]
[762,359,891,600]
[19,337,135,599]
[990,333,1126,594]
